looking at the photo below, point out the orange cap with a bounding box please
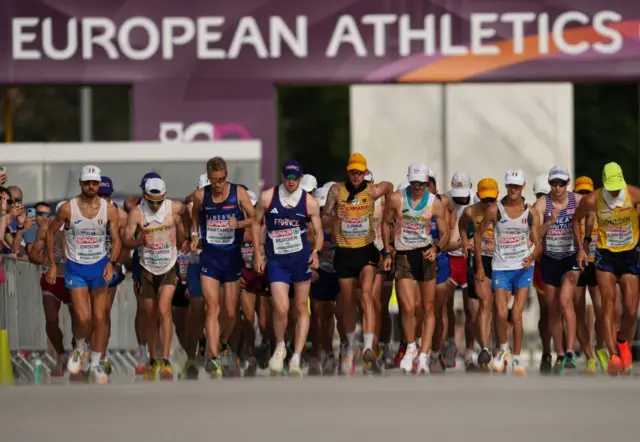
[477,178,499,199]
[347,153,367,172]
[575,176,594,193]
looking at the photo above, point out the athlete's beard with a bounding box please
[81,189,97,199]
[410,188,425,199]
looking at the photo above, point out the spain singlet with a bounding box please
[335,183,375,249]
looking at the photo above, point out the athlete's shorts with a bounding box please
[577,262,597,287]
[131,249,141,283]
[311,269,339,302]
[436,253,450,285]
[65,256,109,291]
[172,281,189,308]
[186,263,203,297]
[394,248,437,282]
[468,255,493,300]
[266,257,312,285]
[140,267,178,299]
[533,264,544,294]
[40,274,70,304]
[200,248,243,284]
[540,254,579,287]
[241,267,267,296]
[108,265,126,289]
[448,255,468,287]
[492,266,535,293]
[595,248,640,278]
[334,243,379,279]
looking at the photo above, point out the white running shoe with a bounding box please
[90,365,109,384]
[416,353,430,375]
[288,354,303,377]
[399,347,418,374]
[67,350,87,375]
[268,347,287,375]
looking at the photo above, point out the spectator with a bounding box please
[23,202,52,254]
[3,185,33,257]
[0,188,11,262]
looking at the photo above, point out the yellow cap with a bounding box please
[574,176,594,193]
[347,153,367,172]
[602,162,626,192]
[477,178,499,199]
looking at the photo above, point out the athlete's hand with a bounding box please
[190,235,199,253]
[142,233,154,247]
[522,254,534,269]
[547,208,560,223]
[46,263,57,285]
[309,251,319,270]
[383,255,392,272]
[475,267,485,284]
[103,261,114,282]
[576,249,587,271]
[337,205,346,220]
[180,240,190,254]
[423,246,436,262]
[229,216,238,229]
[461,241,474,258]
[253,253,265,275]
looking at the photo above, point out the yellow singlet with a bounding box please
[595,188,639,253]
[335,183,376,248]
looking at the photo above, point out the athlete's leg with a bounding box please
[240,288,257,358]
[201,275,223,358]
[511,285,529,374]
[157,282,177,360]
[292,280,311,356]
[88,285,110,366]
[221,280,240,344]
[371,272,384,350]
[558,270,580,360]
[617,273,639,370]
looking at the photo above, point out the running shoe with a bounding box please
[144,359,159,381]
[586,358,596,375]
[181,360,199,380]
[103,359,112,376]
[394,342,407,368]
[90,364,109,384]
[399,347,418,374]
[288,354,303,377]
[490,348,510,373]
[340,352,356,376]
[596,348,609,373]
[429,353,446,374]
[608,354,623,376]
[50,361,65,377]
[416,353,429,375]
[219,344,234,377]
[362,348,382,375]
[564,351,577,369]
[245,357,258,377]
[269,347,287,376]
[308,357,322,376]
[159,359,174,381]
[135,364,146,376]
[553,355,565,376]
[617,341,633,373]
[478,348,492,372]
[512,357,526,375]
[539,353,552,374]
[322,355,336,376]
[204,357,222,378]
[67,349,86,375]
[381,344,394,369]
[443,341,457,368]
[465,350,479,372]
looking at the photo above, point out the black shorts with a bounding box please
[172,281,189,308]
[595,248,640,278]
[334,243,380,279]
[577,262,597,287]
[540,254,580,287]
[311,269,339,302]
[467,255,493,300]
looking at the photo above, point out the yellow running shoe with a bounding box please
[586,358,596,375]
[159,359,174,381]
[596,348,609,373]
[144,359,159,381]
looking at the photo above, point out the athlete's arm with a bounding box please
[626,185,640,205]
[46,202,70,268]
[27,222,48,265]
[474,203,497,269]
[236,186,255,229]
[106,203,122,264]
[527,206,542,262]
[322,184,340,226]
[432,197,449,253]
[173,202,186,248]
[458,205,473,251]
[190,189,204,242]
[445,196,460,252]
[122,208,143,249]
[307,195,324,254]
[382,191,400,253]
[533,196,553,238]
[124,196,139,214]
[252,190,270,252]
[572,192,597,253]
[372,181,394,200]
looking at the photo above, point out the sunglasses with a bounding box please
[481,197,496,203]
[576,190,591,195]
[410,181,428,187]
[14,197,22,204]
[284,175,299,181]
[2,197,14,205]
[549,180,568,188]
[348,170,364,177]
[145,196,165,205]
[36,211,51,217]
[209,176,227,185]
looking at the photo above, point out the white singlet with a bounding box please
[64,197,108,265]
[445,191,478,257]
[394,189,434,251]
[139,199,178,275]
[492,201,531,271]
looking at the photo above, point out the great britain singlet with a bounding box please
[542,192,577,259]
[335,183,375,248]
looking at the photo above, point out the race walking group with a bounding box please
[24,154,640,383]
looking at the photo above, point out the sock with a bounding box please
[500,342,509,352]
[363,333,374,351]
[513,354,521,364]
[291,353,301,363]
[407,342,417,351]
[75,338,86,351]
[347,332,356,354]
[276,341,286,349]
[418,352,428,360]
[90,351,101,368]
[139,345,148,364]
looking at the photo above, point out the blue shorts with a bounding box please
[436,253,450,285]
[311,269,339,302]
[492,266,534,293]
[200,248,243,284]
[540,254,579,287]
[108,265,126,288]
[595,248,640,278]
[186,262,203,297]
[266,257,312,285]
[131,249,142,283]
[65,256,109,291]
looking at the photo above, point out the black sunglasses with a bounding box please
[549,180,568,188]
[410,181,428,187]
[36,211,51,217]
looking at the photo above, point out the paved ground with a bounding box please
[1,372,638,442]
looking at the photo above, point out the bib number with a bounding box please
[206,219,235,245]
[177,254,189,280]
[606,224,634,249]
[400,221,429,248]
[272,228,303,255]
[75,234,105,264]
[545,227,574,253]
[143,243,172,266]
[498,233,528,261]
[341,216,370,238]
[241,244,254,267]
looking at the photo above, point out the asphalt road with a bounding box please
[1,372,637,442]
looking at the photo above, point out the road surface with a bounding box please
[0,372,637,442]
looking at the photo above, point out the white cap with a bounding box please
[197,173,209,190]
[80,165,101,182]
[450,172,472,197]
[533,174,550,195]
[548,165,570,182]
[323,181,337,190]
[504,169,525,186]
[144,177,167,195]
[364,171,373,182]
[397,181,410,191]
[247,190,258,206]
[315,186,329,207]
[300,174,318,193]
[407,163,429,182]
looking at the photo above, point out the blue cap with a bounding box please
[282,160,303,180]
[140,172,161,188]
[99,176,114,194]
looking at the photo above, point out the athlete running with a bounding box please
[253,160,323,376]
[475,169,541,375]
[323,153,393,374]
[533,166,585,374]
[46,165,121,384]
[123,177,185,380]
[191,157,255,378]
[572,162,640,375]
[459,178,499,371]
[383,163,448,374]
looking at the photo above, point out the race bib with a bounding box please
[605,224,634,249]
[241,243,254,267]
[143,242,172,266]
[341,216,370,238]
[75,234,105,264]
[400,221,430,248]
[206,219,235,245]
[176,253,189,279]
[481,232,495,256]
[498,233,529,261]
[545,227,574,253]
[271,228,303,255]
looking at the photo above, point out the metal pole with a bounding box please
[80,86,93,142]
[441,84,448,183]
[3,90,12,143]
